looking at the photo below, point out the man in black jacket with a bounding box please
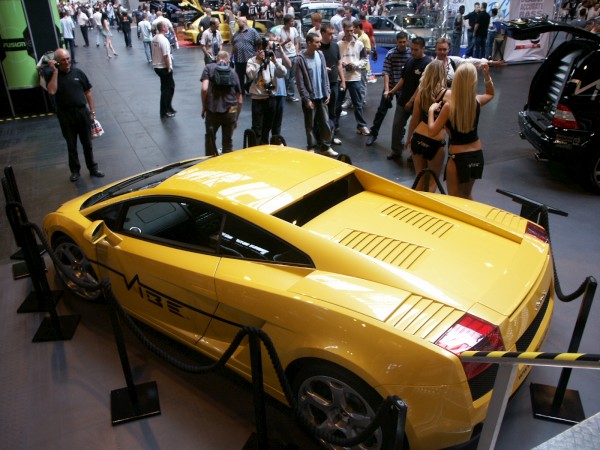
[464,2,480,57]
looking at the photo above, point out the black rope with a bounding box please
[411,168,446,195]
[26,219,406,448]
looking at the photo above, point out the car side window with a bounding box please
[219,215,313,267]
[119,199,224,252]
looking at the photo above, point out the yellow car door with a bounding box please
[93,198,223,345]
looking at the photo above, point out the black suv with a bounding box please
[507,18,600,193]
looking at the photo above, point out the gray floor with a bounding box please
[0,32,598,450]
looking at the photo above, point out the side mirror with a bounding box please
[84,220,122,246]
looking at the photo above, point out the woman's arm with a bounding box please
[477,63,495,106]
[428,102,449,136]
[405,90,421,148]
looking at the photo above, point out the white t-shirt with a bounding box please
[276,26,299,57]
[61,16,75,39]
[200,29,223,57]
[152,33,172,68]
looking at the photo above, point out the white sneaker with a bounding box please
[332,137,342,145]
[342,99,353,109]
[356,126,370,136]
[340,110,348,117]
[320,147,339,157]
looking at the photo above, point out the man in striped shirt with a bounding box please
[365,31,411,146]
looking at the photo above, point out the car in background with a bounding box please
[44,146,554,450]
[367,15,415,47]
[299,0,342,34]
[184,12,268,44]
[385,0,416,16]
[508,18,600,193]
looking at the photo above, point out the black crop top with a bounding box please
[446,102,480,145]
[420,89,447,123]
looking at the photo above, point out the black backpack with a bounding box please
[212,64,234,88]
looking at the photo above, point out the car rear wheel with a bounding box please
[581,150,600,194]
[292,362,391,450]
[53,235,102,302]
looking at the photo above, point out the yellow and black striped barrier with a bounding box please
[460,351,600,369]
[0,113,54,122]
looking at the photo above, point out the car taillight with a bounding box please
[552,104,579,129]
[435,314,504,380]
[525,221,549,243]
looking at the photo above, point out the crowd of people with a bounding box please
[52,0,505,199]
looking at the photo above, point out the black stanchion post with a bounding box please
[384,398,408,450]
[104,284,161,425]
[244,332,269,450]
[530,276,597,424]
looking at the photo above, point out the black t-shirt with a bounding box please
[475,12,490,37]
[398,56,431,106]
[121,16,132,30]
[240,3,249,17]
[50,68,92,112]
[319,42,340,84]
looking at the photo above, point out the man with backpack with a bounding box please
[201,51,243,155]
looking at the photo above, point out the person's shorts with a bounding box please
[411,133,446,161]
[448,150,484,183]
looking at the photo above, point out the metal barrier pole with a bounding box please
[104,283,161,425]
[476,364,519,450]
[246,332,269,450]
[385,398,408,450]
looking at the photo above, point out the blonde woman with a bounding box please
[405,60,450,192]
[428,62,494,199]
[101,12,118,58]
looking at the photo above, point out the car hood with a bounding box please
[506,17,600,43]
[291,191,548,321]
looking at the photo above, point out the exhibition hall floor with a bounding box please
[0,33,598,450]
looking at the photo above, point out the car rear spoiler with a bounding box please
[505,17,600,43]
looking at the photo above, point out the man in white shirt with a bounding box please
[76,7,90,47]
[139,13,154,63]
[152,21,176,118]
[60,11,77,64]
[330,7,345,40]
[200,18,223,64]
[93,7,103,47]
[276,14,300,101]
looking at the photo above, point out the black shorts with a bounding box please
[411,133,446,161]
[448,150,484,183]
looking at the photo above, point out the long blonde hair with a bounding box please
[449,63,478,133]
[418,60,446,113]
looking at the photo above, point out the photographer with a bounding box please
[246,39,287,145]
[263,32,292,138]
[201,18,223,64]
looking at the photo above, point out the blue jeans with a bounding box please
[451,29,462,56]
[143,41,152,62]
[337,81,367,128]
[285,56,297,98]
[473,34,486,59]
[486,31,497,59]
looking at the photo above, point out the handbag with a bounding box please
[91,118,104,138]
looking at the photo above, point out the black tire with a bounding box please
[581,150,600,194]
[52,235,103,302]
[292,362,390,450]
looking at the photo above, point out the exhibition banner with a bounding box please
[503,0,555,62]
[0,0,38,89]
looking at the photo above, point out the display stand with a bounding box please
[104,284,161,425]
[530,277,597,425]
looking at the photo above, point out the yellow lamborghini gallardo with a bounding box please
[43,147,554,450]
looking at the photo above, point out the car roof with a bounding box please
[506,17,600,43]
[159,146,353,213]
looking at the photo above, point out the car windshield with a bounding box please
[80,159,202,209]
[274,173,363,226]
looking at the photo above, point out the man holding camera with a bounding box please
[296,33,338,156]
[201,18,223,64]
[46,48,104,182]
[246,39,287,144]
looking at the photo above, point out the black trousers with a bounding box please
[80,25,89,46]
[154,68,175,116]
[56,107,98,174]
[235,62,248,93]
[369,91,394,136]
[251,97,275,145]
[205,110,237,155]
[123,28,132,47]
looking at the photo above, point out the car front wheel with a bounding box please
[53,235,102,302]
[292,362,391,450]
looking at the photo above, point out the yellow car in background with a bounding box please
[43,147,554,450]
[183,12,268,44]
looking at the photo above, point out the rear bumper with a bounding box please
[518,111,590,164]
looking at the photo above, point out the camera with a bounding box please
[344,63,354,72]
[264,81,275,93]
